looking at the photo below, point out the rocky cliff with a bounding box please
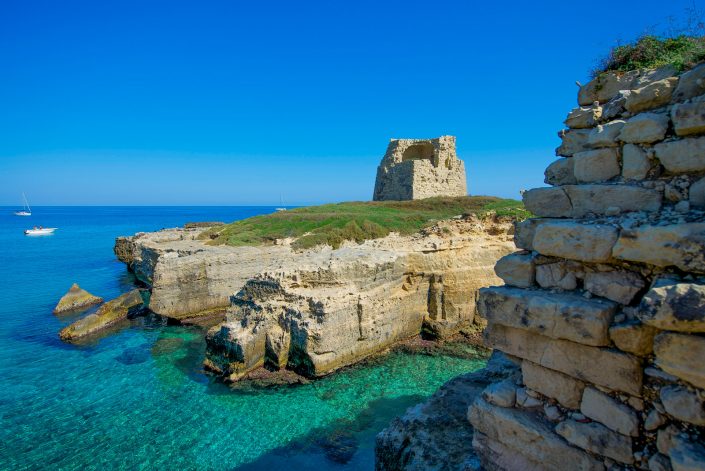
[115,215,515,380]
[377,63,705,470]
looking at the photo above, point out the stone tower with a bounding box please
[372,135,467,201]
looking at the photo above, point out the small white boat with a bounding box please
[14,193,32,216]
[25,228,57,236]
[275,208,287,212]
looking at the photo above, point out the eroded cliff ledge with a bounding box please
[115,214,516,381]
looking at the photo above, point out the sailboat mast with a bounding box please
[23,193,31,212]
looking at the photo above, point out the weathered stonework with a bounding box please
[372,135,467,201]
[463,64,705,471]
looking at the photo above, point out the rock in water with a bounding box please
[59,289,146,341]
[53,283,103,314]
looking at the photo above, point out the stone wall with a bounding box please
[373,135,467,201]
[469,63,705,470]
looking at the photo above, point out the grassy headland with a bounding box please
[199,196,529,250]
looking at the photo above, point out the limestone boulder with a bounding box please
[622,144,652,180]
[654,332,705,389]
[469,398,604,471]
[584,269,645,304]
[557,129,591,157]
[639,278,705,332]
[514,218,558,251]
[532,221,618,262]
[625,77,678,113]
[545,158,577,186]
[522,187,572,218]
[486,324,643,396]
[478,286,617,346]
[579,70,640,105]
[660,385,705,426]
[555,419,633,464]
[654,137,705,173]
[573,149,621,183]
[587,120,625,148]
[609,321,657,356]
[672,62,705,102]
[580,387,639,437]
[618,112,669,143]
[612,223,705,274]
[482,378,517,408]
[59,289,145,341]
[565,105,603,129]
[494,252,535,288]
[565,184,662,217]
[535,262,578,290]
[522,360,585,409]
[53,283,103,314]
[672,102,705,137]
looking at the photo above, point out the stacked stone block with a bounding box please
[469,63,705,470]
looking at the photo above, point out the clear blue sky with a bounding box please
[0,0,698,205]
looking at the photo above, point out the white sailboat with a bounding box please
[25,227,57,236]
[275,193,287,212]
[14,193,32,216]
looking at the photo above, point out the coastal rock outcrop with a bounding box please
[59,289,146,341]
[115,215,515,380]
[466,64,705,470]
[373,136,467,201]
[53,283,103,314]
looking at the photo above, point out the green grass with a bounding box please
[593,34,705,77]
[199,196,530,250]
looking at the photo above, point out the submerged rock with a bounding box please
[375,352,518,471]
[53,283,103,314]
[59,289,146,341]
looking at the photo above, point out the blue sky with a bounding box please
[0,1,699,205]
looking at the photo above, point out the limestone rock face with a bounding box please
[204,217,514,380]
[372,136,467,201]
[53,283,103,314]
[59,289,145,341]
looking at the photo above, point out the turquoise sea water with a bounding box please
[0,207,486,470]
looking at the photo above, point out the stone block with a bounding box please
[584,269,645,304]
[522,360,585,409]
[485,325,643,396]
[579,70,640,105]
[625,77,679,113]
[609,321,657,356]
[533,221,618,263]
[478,286,616,346]
[670,435,705,471]
[672,102,705,136]
[660,385,705,426]
[654,137,705,173]
[657,425,679,456]
[619,112,670,143]
[565,184,662,217]
[514,218,558,251]
[612,223,705,274]
[566,105,603,129]
[535,262,578,290]
[622,143,652,180]
[494,252,535,288]
[555,419,633,464]
[672,62,705,102]
[522,187,572,217]
[639,277,705,332]
[545,158,577,186]
[481,378,517,408]
[654,332,705,389]
[580,387,640,436]
[573,148,621,183]
[690,177,705,208]
[469,398,604,471]
[557,129,591,157]
[587,120,625,148]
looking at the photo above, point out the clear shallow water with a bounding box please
[0,207,486,470]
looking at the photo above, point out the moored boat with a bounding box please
[14,193,32,216]
[24,227,57,236]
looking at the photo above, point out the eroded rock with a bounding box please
[53,283,103,314]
